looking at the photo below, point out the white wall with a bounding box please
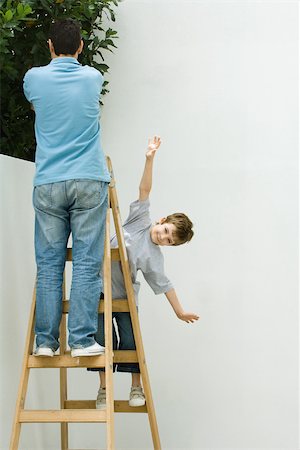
[1,1,298,449]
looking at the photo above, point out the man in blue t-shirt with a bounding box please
[23,19,111,357]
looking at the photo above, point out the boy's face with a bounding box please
[150,219,177,246]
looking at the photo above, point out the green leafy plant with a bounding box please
[0,0,119,161]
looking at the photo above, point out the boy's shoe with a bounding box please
[34,347,54,357]
[71,342,105,358]
[129,386,146,407]
[96,387,106,410]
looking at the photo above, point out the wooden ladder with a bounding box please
[10,157,161,450]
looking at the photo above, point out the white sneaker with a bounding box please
[34,347,54,357]
[71,342,105,358]
[96,387,106,410]
[129,386,146,407]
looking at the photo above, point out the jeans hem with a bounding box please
[117,367,140,374]
[36,345,58,352]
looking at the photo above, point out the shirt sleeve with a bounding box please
[123,199,151,228]
[142,255,174,295]
[23,69,33,102]
[94,69,103,99]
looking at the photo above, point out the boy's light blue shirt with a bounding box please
[23,57,111,186]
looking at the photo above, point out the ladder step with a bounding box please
[19,409,106,423]
[65,400,147,413]
[27,350,138,368]
[66,247,120,262]
[114,350,138,363]
[62,299,130,313]
[28,354,105,368]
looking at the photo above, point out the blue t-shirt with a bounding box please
[23,57,111,186]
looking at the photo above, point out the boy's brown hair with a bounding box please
[164,213,194,246]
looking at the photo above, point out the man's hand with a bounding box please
[176,311,200,324]
[146,135,161,160]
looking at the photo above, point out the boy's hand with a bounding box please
[146,135,161,160]
[177,311,200,324]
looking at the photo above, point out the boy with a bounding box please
[89,136,199,408]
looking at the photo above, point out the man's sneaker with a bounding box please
[129,386,146,407]
[34,347,54,357]
[71,342,105,358]
[96,387,106,410]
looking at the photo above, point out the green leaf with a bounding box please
[105,28,118,37]
[93,62,109,73]
[4,9,13,22]
[24,5,32,15]
[17,3,24,16]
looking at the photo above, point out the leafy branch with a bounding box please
[0,0,119,161]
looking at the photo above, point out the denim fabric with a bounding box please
[88,299,140,373]
[33,180,108,351]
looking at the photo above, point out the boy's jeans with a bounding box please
[33,180,108,351]
[88,302,140,374]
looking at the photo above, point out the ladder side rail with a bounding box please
[104,193,115,450]
[107,158,161,450]
[60,276,68,450]
[10,284,36,450]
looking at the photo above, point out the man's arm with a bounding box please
[165,288,200,324]
[139,136,161,201]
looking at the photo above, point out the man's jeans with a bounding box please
[33,180,108,351]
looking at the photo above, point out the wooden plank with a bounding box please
[10,284,36,450]
[60,277,68,450]
[106,299,129,313]
[27,350,138,368]
[28,355,105,368]
[65,400,147,413]
[103,199,115,450]
[111,248,120,261]
[19,409,106,423]
[109,174,162,449]
[62,299,130,314]
[66,247,120,262]
[114,350,138,363]
[65,400,96,409]
[114,400,147,413]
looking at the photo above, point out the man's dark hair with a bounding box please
[49,19,81,56]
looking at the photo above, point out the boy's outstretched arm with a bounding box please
[165,288,199,324]
[139,136,161,201]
